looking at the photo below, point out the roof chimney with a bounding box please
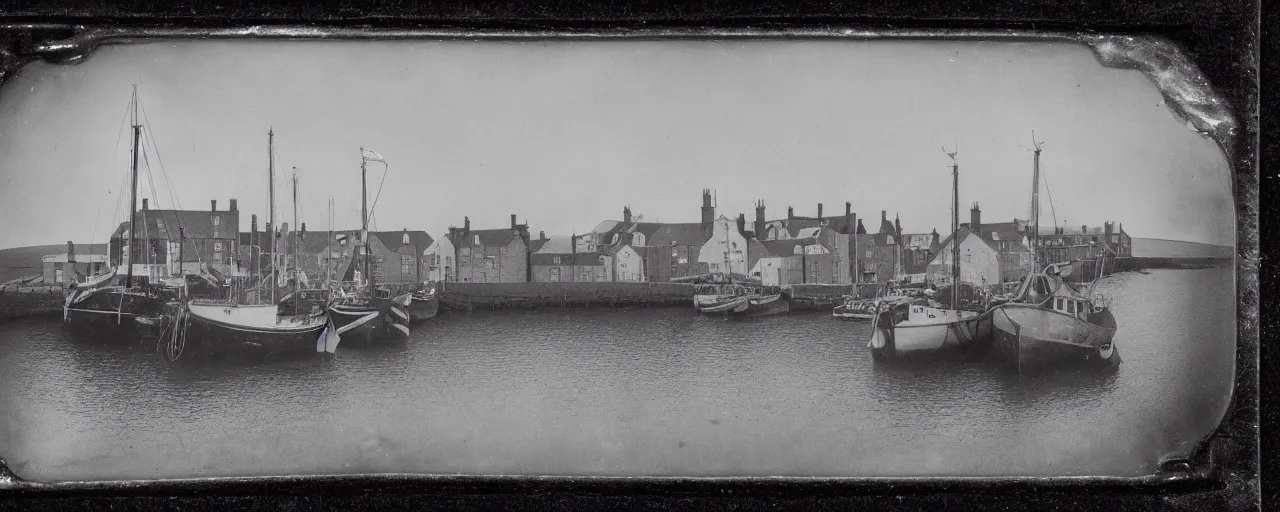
[142,198,148,210]
[511,214,517,229]
[539,230,547,240]
[1081,224,1088,234]
[464,216,471,233]
[230,198,238,212]
[623,206,632,224]
[844,202,854,235]
[251,214,258,234]
[787,206,794,220]
[970,202,981,233]
[754,200,766,240]
[67,241,76,263]
[881,210,887,224]
[211,200,217,211]
[817,203,824,219]
[736,213,746,236]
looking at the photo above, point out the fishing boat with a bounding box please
[63,86,180,339]
[868,147,993,361]
[325,147,412,344]
[683,274,789,318]
[832,296,877,320]
[988,139,1121,372]
[156,129,334,361]
[407,282,440,322]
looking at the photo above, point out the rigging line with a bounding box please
[111,95,131,161]
[1041,163,1059,230]
[366,162,390,220]
[137,96,182,212]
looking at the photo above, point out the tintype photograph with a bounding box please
[0,29,1247,494]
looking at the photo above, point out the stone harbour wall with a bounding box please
[438,282,695,311]
[0,288,67,321]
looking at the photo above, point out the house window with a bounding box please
[55,269,64,283]
[499,246,508,256]
[211,215,220,226]
[214,242,223,251]
[401,255,412,274]
[810,266,818,283]
[553,256,562,265]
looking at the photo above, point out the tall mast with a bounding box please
[327,198,333,286]
[126,86,141,288]
[1029,135,1043,275]
[268,128,276,303]
[950,153,960,309]
[361,149,370,291]
[292,166,299,298]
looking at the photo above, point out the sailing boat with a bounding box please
[64,85,178,338]
[987,138,1121,372]
[165,129,331,361]
[867,147,993,361]
[326,148,412,345]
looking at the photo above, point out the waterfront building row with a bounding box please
[79,190,1131,289]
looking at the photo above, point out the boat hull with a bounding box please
[408,292,439,322]
[868,307,993,361]
[735,294,790,317]
[990,303,1120,371]
[62,286,171,341]
[698,296,749,315]
[327,303,382,346]
[171,304,327,360]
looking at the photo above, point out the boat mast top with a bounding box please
[1029,133,1044,276]
[126,85,141,289]
[944,146,960,309]
[268,128,276,304]
[360,148,371,292]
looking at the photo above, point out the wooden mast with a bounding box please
[292,166,300,315]
[1029,134,1043,275]
[126,85,141,289]
[361,148,371,293]
[950,152,960,309]
[268,128,276,304]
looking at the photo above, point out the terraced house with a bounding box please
[446,215,531,283]
[111,198,241,277]
[584,190,748,282]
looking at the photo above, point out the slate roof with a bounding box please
[756,238,818,257]
[451,227,528,249]
[531,236,575,254]
[111,208,239,241]
[764,216,857,237]
[902,233,937,251]
[371,230,434,254]
[638,222,710,247]
[529,251,607,266]
[958,221,1029,247]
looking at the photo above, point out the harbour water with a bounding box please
[0,267,1234,481]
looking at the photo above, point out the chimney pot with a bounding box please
[845,202,852,215]
[230,198,238,212]
[539,230,546,240]
[817,203,824,219]
[511,214,517,229]
[787,206,794,220]
[211,200,217,211]
[881,210,887,223]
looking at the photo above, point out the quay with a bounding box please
[0,256,1232,321]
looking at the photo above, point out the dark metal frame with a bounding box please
[0,0,1260,509]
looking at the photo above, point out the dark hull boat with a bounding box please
[327,293,411,345]
[160,302,328,361]
[63,277,175,341]
[736,293,790,317]
[988,262,1120,372]
[408,287,439,323]
[277,288,332,318]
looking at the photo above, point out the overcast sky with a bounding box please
[0,39,1235,249]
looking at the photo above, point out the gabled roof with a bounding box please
[452,227,528,248]
[639,222,709,247]
[530,251,607,266]
[756,238,818,257]
[932,228,996,255]
[959,221,1029,248]
[111,209,238,241]
[902,233,936,251]
[371,230,434,253]
[764,216,857,237]
[531,236,576,254]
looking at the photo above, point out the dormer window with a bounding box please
[402,233,410,245]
